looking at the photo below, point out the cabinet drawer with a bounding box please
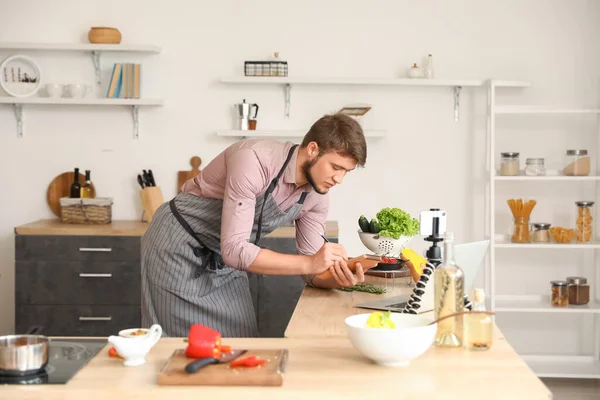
[15,261,140,305]
[16,305,140,337]
[15,235,141,262]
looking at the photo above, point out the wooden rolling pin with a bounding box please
[316,254,382,280]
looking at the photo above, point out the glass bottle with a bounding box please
[511,216,531,243]
[424,54,434,79]
[500,152,520,176]
[464,288,493,351]
[80,170,96,199]
[70,168,81,198]
[434,232,464,348]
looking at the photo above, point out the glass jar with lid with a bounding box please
[500,152,520,176]
[551,280,569,307]
[525,158,546,176]
[575,201,594,243]
[566,277,590,305]
[532,223,551,243]
[564,149,591,176]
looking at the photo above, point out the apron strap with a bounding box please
[255,144,299,245]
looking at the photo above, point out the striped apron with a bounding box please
[141,145,308,337]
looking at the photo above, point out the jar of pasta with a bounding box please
[576,201,594,243]
[551,280,569,307]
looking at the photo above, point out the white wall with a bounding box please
[0,0,598,336]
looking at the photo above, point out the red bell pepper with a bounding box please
[185,324,233,359]
[230,355,267,368]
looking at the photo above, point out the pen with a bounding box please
[319,233,330,243]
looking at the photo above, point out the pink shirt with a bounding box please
[181,139,328,272]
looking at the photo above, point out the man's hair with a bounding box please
[300,113,367,167]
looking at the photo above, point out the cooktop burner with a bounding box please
[0,338,106,385]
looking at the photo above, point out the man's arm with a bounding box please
[220,149,331,276]
[295,196,363,289]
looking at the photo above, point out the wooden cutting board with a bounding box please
[177,156,202,192]
[157,349,288,386]
[46,171,86,217]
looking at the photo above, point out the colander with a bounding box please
[358,230,414,257]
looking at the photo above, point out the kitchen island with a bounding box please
[1,276,552,399]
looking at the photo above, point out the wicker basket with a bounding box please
[60,197,113,224]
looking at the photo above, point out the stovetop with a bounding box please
[0,338,107,385]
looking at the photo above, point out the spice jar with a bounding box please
[564,150,591,176]
[532,223,551,243]
[575,201,594,243]
[525,158,546,176]
[566,277,590,305]
[512,216,531,243]
[551,280,569,307]
[500,152,520,176]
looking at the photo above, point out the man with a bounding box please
[141,113,367,337]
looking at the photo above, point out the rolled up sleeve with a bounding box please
[220,149,268,271]
[295,194,329,285]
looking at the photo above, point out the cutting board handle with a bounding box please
[190,156,201,173]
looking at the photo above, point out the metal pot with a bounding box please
[0,326,49,376]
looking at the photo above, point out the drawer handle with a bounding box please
[78,316,112,321]
[79,248,113,252]
[79,273,113,278]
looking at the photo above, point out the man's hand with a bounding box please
[308,243,348,275]
[329,261,365,287]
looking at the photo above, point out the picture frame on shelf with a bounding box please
[338,105,372,117]
[0,55,41,98]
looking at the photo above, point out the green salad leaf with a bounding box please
[375,207,420,239]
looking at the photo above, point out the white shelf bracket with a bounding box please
[91,51,101,85]
[284,84,291,118]
[453,86,462,122]
[132,105,140,139]
[14,104,23,138]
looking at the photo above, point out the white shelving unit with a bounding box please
[216,129,387,138]
[220,75,529,120]
[0,42,163,139]
[486,80,600,378]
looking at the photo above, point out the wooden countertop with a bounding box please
[0,277,551,399]
[0,336,551,400]
[14,219,339,238]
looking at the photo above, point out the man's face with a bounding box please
[302,148,357,194]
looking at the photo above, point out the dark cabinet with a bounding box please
[15,235,141,336]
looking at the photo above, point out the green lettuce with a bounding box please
[375,207,420,239]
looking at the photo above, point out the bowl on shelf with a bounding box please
[358,230,413,256]
[88,27,122,44]
[345,313,436,367]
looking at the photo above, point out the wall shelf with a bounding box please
[495,175,600,181]
[0,97,164,139]
[495,295,600,314]
[0,42,161,84]
[219,76,529,121]
[495,105,600,115]
[522,355,600,379]
[216,129,387,139]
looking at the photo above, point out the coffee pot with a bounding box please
[235,99,259,131]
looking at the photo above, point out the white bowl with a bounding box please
[345,313,437,367]
[358,230,413,256]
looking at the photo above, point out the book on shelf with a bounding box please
[106,62,141,99]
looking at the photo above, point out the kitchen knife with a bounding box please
[142,170,151,187]
[137,174,145,189]
[184,349,247,374]
[147,170,156,186]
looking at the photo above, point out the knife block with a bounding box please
[140,186,165,223]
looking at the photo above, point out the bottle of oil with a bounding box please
[80,170,96,199]
[69,168,81,198]
[434,232,464,347]
[464,288,493,351]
